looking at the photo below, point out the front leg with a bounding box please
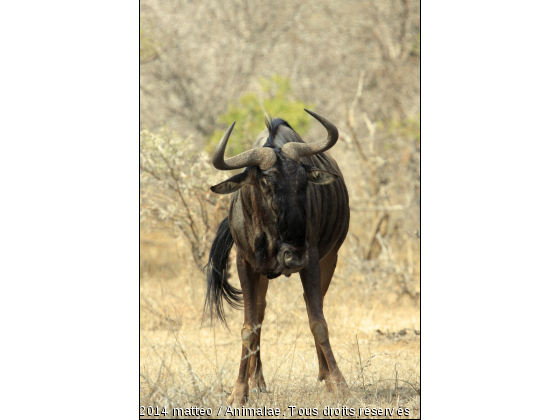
[227,255,260,406]
[248,275,269,393]
[300,247,350,398]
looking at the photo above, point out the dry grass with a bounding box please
[140,230,420,418]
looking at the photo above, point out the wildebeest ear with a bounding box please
[303,164,339,185]
[210,169,253,194]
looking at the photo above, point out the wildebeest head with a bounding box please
[210,110,339,277]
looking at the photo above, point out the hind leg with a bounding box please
[248,276,269,392]
[303,292,335,391]
[300,247,349,398]
[303,247,339,391]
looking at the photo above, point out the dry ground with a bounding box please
[140,231,420,419]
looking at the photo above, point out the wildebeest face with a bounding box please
[211,151,338,272]
[261,154,309,271]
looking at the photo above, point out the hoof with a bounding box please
[227,383,248,406]
[318,372,336,392]
[250,375,267,393]
[325,380,336,392]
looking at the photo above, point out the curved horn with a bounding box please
[281,109,339,161]
[212,122,277,171]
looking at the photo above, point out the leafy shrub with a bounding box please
[206,75,314,155]
[140,127,227,269]
[377,115,420,144]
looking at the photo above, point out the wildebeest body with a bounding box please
[204,110,352,405]
[228,129,349,278]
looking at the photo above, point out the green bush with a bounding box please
[206,75,314,156]
[377,115,420,145]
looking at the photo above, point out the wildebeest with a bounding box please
[204,109,350,405]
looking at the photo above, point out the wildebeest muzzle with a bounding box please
[278,242,309,271]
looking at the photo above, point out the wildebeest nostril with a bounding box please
[283,250,308,270]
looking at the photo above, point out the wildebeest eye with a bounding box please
[261,179,275,194]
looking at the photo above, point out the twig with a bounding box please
[356,335,365,390]
[366,214,389,260]
[366,378,420,396]
[362,112,377,153]
[395,363,398,394]
[351,205,404,212]
[347,71,370,166]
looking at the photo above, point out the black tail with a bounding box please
[203,217,243,327]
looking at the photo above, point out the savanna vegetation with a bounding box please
[141,0,420,417]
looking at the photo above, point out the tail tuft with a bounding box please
[203,217,243,327]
